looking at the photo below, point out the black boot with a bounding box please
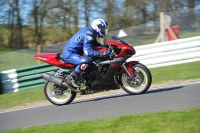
[67,71,80,88]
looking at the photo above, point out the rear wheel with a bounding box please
[119,63,152,94]
[44,81,76,105]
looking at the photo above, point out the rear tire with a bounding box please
[44,81,76,105]
[119,63,152,94]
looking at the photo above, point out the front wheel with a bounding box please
[119,63,152,94]
[44,81,76,105]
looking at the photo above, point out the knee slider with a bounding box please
[80,63,89,71]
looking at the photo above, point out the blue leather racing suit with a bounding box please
[62,27,104,74]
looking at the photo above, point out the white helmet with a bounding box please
[91,18,108,38]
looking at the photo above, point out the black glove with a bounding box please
[99,50,111,58]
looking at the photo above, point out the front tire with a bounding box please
[119,63,152,94]
[44,81,76,105]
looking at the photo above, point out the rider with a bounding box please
[62,18,111,88]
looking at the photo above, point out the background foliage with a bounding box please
[0,0,199,48]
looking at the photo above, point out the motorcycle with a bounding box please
[34,36,152,105]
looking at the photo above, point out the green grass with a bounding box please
[0,87,46,109]
[0,47,64,71]
[151,61,200,84]
[0,47,21,54]
[0,61,199,110]
[129,28,200,46]
[180,29,200,38]
[1,107,200,133]
[0,49,38,71]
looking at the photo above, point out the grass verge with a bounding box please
[0,87,46,109]
[150,61,200,83]
[1,107,200,133]
[0,61,200,110]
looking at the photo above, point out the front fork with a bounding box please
[122,63,133,77]
[121,61,139,77]
[121,62,141,86]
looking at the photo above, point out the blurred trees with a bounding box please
[30,0,58,46]
[0,0,199,48]
[0,0,24,47]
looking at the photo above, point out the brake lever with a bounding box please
[108,46,113,50]
[109,50,116,59]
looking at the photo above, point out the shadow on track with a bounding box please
[72,85,184,105]
[145,85,184,94]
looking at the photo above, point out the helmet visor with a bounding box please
[102,28,108,36]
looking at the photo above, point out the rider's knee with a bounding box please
[80,62,89,71]
[81,57,91,64]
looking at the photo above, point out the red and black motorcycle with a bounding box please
[34,36,152,105]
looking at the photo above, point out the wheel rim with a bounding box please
[46,82,73,104]
[121,67,148,93]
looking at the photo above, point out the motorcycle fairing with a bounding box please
[88,57,128,90]
[107,40,136,58]
[90,65,121,90]
[34,53,74,68]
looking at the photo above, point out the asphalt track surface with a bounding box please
[0,82,200,131]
